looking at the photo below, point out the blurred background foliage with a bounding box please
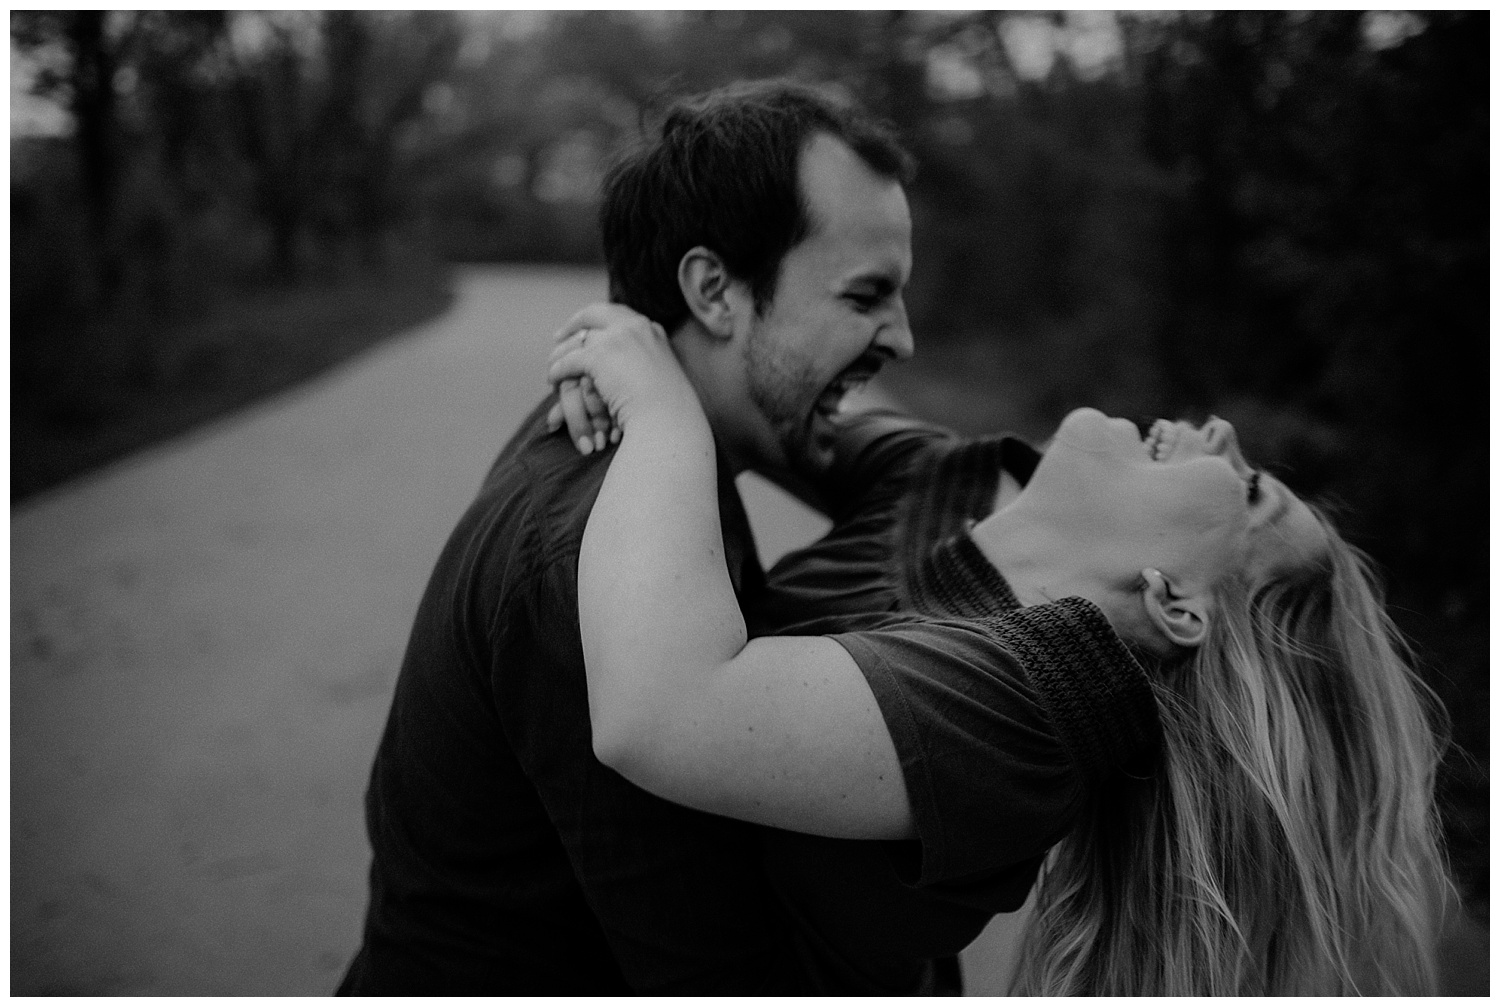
[11,10,1486,901]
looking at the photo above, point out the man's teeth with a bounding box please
[817,376,870,417]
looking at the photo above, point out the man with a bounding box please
[338,79,917,993]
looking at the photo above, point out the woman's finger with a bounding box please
[551,303,642,346]
[580,376,612,451]
[547,327,592,367]
[551,307,599,346]
[547,346,592,385]
[548,349,616,451]
[556,378,595,455]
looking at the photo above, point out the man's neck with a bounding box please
[671,319,754,476]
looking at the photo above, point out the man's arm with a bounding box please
[755,406,956,518]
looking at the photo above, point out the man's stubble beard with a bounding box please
[743,325,828,478]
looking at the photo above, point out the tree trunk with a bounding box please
[68,12,118,233]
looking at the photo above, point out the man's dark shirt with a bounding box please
[339,400,810,994]
[748,412,1160,993]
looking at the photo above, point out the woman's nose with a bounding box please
[1203,416,1247,467]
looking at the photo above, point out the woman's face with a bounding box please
[1017,408,1327,592]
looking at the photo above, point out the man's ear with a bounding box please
[678,246,742,340]
[1140,568,1211,648]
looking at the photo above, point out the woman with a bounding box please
[548,311,1450,995]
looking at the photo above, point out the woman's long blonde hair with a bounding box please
[1011,511,1451,995]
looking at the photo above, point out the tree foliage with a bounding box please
[12,10,467,337]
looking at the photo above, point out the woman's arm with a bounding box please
[549,309,912,840]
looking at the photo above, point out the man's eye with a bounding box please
[1246,471,1263,505]
[845,292,879,311]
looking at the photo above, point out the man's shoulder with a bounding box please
[469,398,614,566]
[468,398,760,604]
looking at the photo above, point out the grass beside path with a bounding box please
[12,268,455,503]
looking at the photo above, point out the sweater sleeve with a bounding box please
[828,598,1159,886]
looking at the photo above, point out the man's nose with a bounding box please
[875,301,914,361]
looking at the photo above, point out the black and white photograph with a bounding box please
[10,10,1488,995]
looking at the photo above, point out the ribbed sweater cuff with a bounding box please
[982,597,1161,783]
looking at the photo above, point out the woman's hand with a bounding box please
[547,372,615,455]
[546,303,693,454]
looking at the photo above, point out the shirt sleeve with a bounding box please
[808,410,957,519]
[827,598,1159,886]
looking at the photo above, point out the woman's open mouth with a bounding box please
[1145,419,1178,461]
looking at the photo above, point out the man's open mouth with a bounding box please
[813,370,875,421]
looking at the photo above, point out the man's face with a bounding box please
[739,133,914,477]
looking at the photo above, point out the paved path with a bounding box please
[11,265,1028,994]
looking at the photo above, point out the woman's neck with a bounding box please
[968,500,1121,618]
[969,512,1064,607]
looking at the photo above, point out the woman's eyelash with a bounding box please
[1246,471,1263,505]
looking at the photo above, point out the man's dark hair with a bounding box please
[599,79,915,333]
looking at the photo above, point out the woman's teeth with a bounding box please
[1146,420,1176,460]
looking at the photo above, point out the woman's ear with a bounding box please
[1140,568,1211,648]
[678,247,740,340]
